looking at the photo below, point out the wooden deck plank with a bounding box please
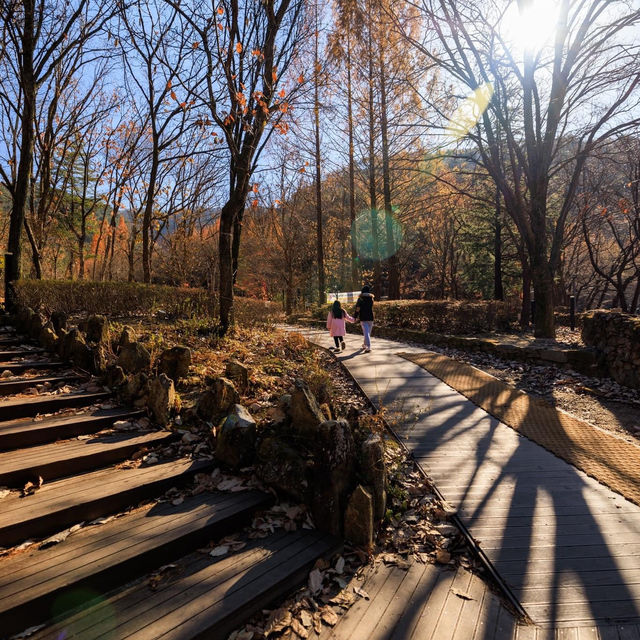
[335,565,407,640]
[0,390,110,420]
[0,490,270,638]
[109,532,325,639]
[320,563,400,640]
[146,533,340,640]
[515,625,538,640]
[0,457,213,547]
[33,533,295,640]
[616,625,640,640]
[0,407,144,450]
[0,429,172,486]
[0,491,251,591]
[413,567,470,640]
[388,564,440,640]
[575,628,600,640]
[0,374,85,395]
[0,360,66,374]
[451,570,490,640]
[369,563,427,640]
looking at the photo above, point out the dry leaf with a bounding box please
[12,624,46,638]
[308,568,323,594]
[451,588,473,601]
[353,586,370,600]
[210,545,230,557]
[22,476,43,496]
[172,496,184,506]
[39,523,83,549]
[335,556,345,574]
[320,607,339,626]
[299,610,313,628]
[0,488,10,499]
[265,608,291,635]
[436,549,451,564]
[290,618,308,638]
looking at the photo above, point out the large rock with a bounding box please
[39,324,59,352]
[86,314,109,344]
[119,326,137,347]
[361,434,387,521]
[311,419,356,536]
[256,437,309,502]
[289,379,325,438]
[196,377,239,421]
[69,332,95,371]
[105,365,127,388]
[28,313,44,340]
[225,360,249,393]
[50,311,68,335]
[158,346,191,380]
[344,485,374,548]
[215,404,257,469]
[125,372,149,404]
[117,341,151,374]
[148,374,176,426]
[59,328,93,370]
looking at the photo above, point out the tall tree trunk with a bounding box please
[367,26,381,298]
[378,48,400,300]
[7,0,36,309]
[314,12,325,305]
[232,214,242,285]
[219,197,239,334]
[346,34,358,291]
[493,187,504,300]
[24,218,42,279]
[142,151,159,283]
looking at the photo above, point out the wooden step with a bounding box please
[0,390,110,420]
[0,360,67,374]
[0,429,172,487]
[0,373,86,396]
[0,490,272,637]
[0,407,145,450]
[31,529,341,640]
[0,337,30,347]
[0,457,215,547]
[0,347,46,359]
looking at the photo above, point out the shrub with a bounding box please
[14,280,282,324]
[312,299,518,334]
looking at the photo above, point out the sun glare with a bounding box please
[501,0,560,53]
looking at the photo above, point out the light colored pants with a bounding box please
[361,321,373,348]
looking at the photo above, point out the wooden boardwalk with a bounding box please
[293,327,640,637]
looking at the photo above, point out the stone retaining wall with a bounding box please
[582,310,640,389]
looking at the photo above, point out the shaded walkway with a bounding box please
[289,327,640,637]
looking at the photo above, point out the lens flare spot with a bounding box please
[445,82,493,143]
[52,588,117,639]
[351,210,403,261]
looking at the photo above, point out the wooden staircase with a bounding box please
[0,323,340,640]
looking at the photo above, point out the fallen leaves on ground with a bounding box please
[22,476,43,497]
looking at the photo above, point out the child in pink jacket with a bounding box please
[327,300,355,352]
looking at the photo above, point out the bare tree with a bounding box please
[0,0,114,306]
[395,0,640,336]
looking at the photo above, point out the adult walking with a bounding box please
[354,285,374,352]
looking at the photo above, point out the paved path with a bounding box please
[288,326,640,638]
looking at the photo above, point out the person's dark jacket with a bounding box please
[355,293,374,321]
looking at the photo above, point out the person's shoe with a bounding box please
[341,342,346,351]
[364,347,371,353]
